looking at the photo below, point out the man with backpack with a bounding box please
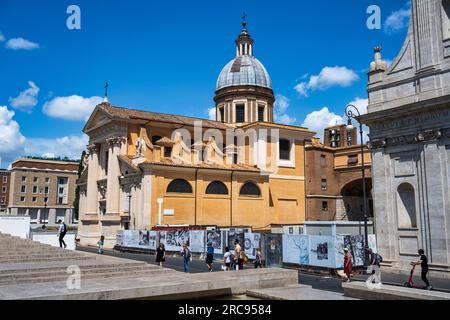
[181,243,191,273]
[366,248,382,287]
[57,219,67,249]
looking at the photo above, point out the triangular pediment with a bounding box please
[388,39,413,75]
[83,105,114,133]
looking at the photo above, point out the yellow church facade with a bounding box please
[77,20,315,247]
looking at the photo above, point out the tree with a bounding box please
[73,150,86,221]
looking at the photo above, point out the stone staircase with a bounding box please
[0,232,175,287]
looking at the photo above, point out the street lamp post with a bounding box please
[346,104,369,268]
[125,193,132,230]
[42,199,48,230]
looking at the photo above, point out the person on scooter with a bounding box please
[410,249,433,290]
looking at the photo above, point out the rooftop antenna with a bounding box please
[103,81,109,103]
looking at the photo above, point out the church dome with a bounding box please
[216,56,272,91]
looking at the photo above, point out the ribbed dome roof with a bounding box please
[216,55,272,91]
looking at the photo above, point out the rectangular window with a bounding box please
[33,177,38,183]
[58,197,64,204]
[22,176,26,183]
[258,105,265,122]
[321,179,328,191]
[164,147,172,158]
[322,201,329,211]
[235,104,245,123]
[1,186,6,193]
[45,177,50,184]
[32,197,37,202]
[45,186,49,194]
[279,139,291,161]
[2,176,6,183]
[20,196,25,202]
[219,107,225,123]
[21,185,26,193]
[59,187,64,195]
[32,186,38,194]
[348,155,358,165]
[320,155,326,167]
[44,197,48,203]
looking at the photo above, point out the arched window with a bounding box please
[240,181,261,197]
[397,183,417,229]
[152,136,162,145]
[167,179,193,194]
[206,181,229,195]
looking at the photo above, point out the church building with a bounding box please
[77,19,315,248]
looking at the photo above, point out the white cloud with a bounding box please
[0,31,4,42]
[384,2,411,34]
[43,95,103,121]
[25,134,89,160]
[294,66,359,97]
[5,37,39,50]
[0,106,26,167]
[301,107,344,141]
[9,81,40,113]
[274,94,296,125]
[208,107,216,121]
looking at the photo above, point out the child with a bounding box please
[223,246,231,271]
[97,235,105,254]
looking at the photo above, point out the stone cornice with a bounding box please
[368,128,449,150]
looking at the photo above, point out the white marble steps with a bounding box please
[0,268,299,300]
[342,281,450,300]
[0,265,174,286]
[246,284,357,300]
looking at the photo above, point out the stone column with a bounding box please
[105,137,126,215]
[86,144,100,215]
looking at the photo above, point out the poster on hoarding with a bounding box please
[262,234,283,268]
[206,230,223,254]
[244,233,261,259]
[164,230,190,252]
[190,230,205,253]
[343,235,366,267]
[309,236,336,268]
[122,230,140,248]
[282,235,309,265]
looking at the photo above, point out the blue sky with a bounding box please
[0,0,411,167]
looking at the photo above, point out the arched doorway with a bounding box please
[340,178,373,221]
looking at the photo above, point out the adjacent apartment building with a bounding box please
[0,169,10,214]
[305,125,373,221]
[7,158,79,226]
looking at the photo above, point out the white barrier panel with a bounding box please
[32,233,76,250]
[0,216,31,239]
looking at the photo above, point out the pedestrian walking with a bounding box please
[343,248,353,282]
[234,240,244,270]
[254,249,263,269]
[411,249,433,290]
[97,235,105,254]
[181,243,192,273]
[366,248,382,287]
[156,243,166,267]
[205,241,214,272]
[57,219,67,249]
[223,246,231,271]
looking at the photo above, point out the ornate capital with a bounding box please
[87,144,99,154]
[106,136,126,148]
[367,139,386,150]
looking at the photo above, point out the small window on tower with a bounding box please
[236,104,245,123]
[219,107,225,123]
[258,105,265,122]
[279,139,291,161]
[164,147,172,158]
